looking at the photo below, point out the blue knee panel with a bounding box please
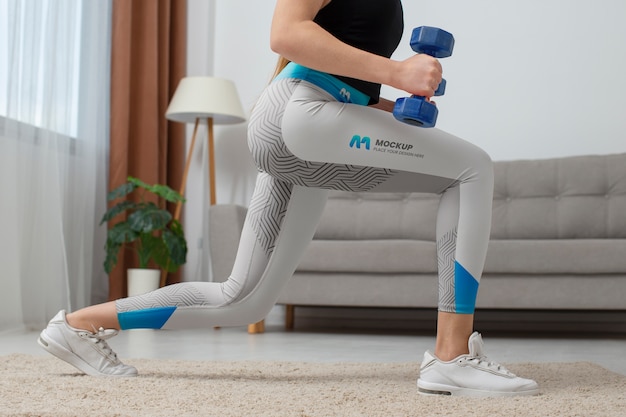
[454,261,479,314]
[117,306,177,330]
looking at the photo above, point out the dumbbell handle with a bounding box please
[393,26,454,127]
[434,79,446,96]
[413,26,454,97]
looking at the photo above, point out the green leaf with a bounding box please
[149,184,186,204]
[107,182,136,201]
[138,233,163,268]
[163,228,187,268]
[147,236,172,271]
[128,176,185,204]
[107,222,139,245]
[128,176,151,190]
[103,241,121,274]
[100,200,137,224]
[170,219,184,236]
[127,204,171,233]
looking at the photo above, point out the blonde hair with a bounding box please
[250,56,292,114]
[271,56,291,80]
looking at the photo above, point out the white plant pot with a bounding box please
[127,268,161,296]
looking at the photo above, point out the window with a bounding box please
[0,0,83,138]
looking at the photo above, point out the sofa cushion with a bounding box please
[484,239,626,274]
[298,240,437,273]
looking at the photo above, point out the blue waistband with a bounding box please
[274,62,370,106]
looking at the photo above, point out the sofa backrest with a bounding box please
[492,153,626,239]
[314,153,626,241]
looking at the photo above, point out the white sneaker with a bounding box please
[417,332,539,397]
[38,310,137,377]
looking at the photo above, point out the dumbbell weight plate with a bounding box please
[410,26,455,58]
[392,97,438,128]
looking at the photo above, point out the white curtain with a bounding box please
[0,0,111,331]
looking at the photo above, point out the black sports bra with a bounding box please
[314,0,404,104]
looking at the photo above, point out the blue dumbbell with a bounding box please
[393,26,455,127]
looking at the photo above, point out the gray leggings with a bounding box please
[116,79,494,330]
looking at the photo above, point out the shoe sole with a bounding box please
[417,379,540,398]
[38,330,136,378]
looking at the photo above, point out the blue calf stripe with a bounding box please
[455,261,479,314]
[118,306,177,330]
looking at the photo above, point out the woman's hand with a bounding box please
[392,54,443,99]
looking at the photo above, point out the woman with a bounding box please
[39,0,538,397]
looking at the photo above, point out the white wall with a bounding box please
[390,0,626,161]
[184,0,626,280]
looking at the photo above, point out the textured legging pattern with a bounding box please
[246,173,292,255]
[248,79,397,193]
[437,227,458,311]
[117,283,209,312]
[115,78,493,330]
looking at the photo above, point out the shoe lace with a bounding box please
[465,355,513,375]
[87,327,120,361]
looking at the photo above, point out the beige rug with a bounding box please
[1,354,625,417]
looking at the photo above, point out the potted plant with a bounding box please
[101,176,187,295]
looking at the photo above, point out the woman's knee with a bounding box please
[467,144,494,187]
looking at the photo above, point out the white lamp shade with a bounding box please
[165,76,246,124]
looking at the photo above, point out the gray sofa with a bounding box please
[209,153,626,331]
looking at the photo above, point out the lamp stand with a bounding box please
[161,117,218,288]
[173,116,216,222]
[174,118,200,222]
[207,117,216,206]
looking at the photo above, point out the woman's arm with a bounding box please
[270,0,442,98]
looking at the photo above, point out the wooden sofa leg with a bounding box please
[285,305,295,330]
[247,320,265,334]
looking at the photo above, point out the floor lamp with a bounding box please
[166,76,246,215]
[162,77,246,287]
